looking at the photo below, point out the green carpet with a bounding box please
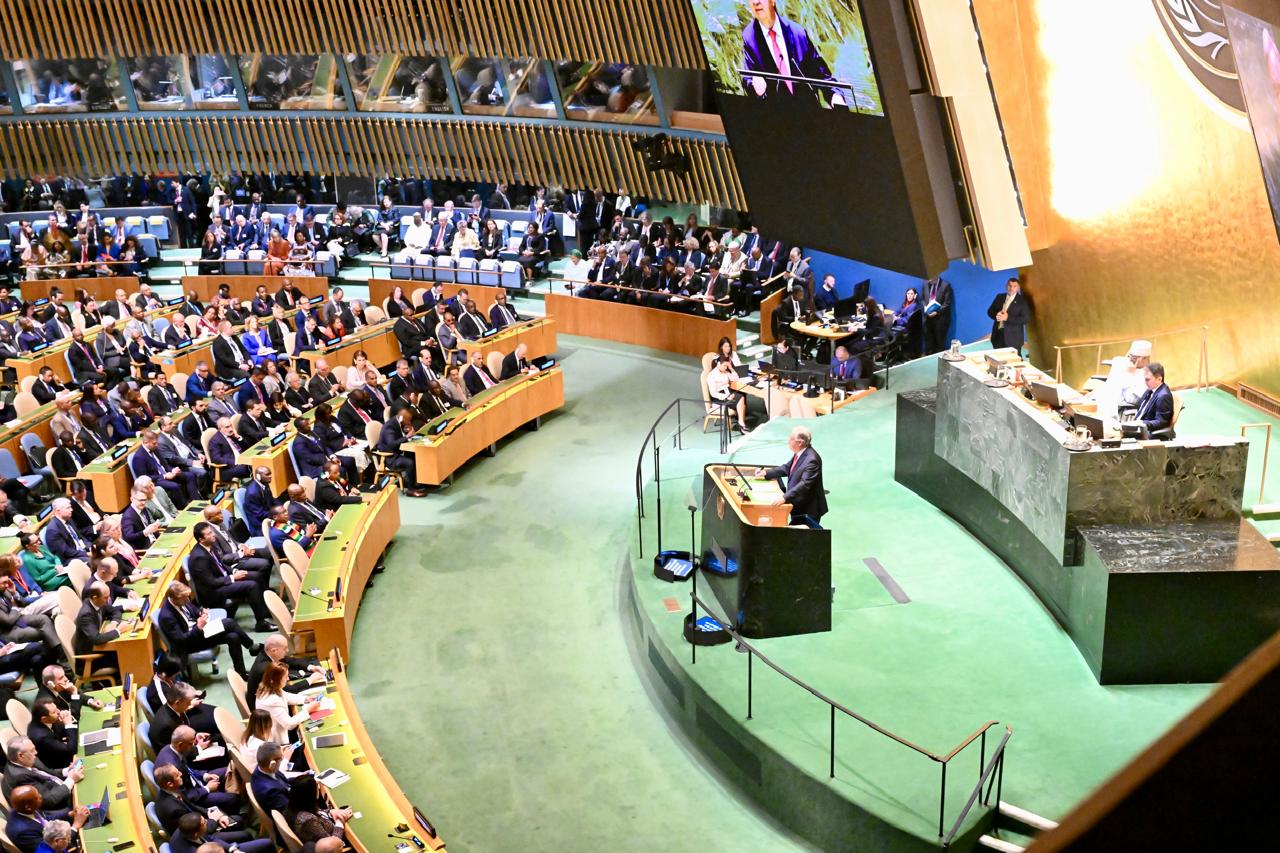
[347,338,813,852]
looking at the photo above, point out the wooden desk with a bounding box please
[404,368,564,485]
[181,274,330,302]
[729,372,871,418]
[0,393,76,474]
[707,464,791,526]
[299,322,400,370]
[152,337,217,376]
[369,278,505,313]
[292,486,400,660]
[457,317,557,364]
[302,660,445,851]
[21,276,141,301]
[75,687,152,853]
[10,304,180,384]
[544,292,736,359]
[760,287,785,345]
[100,500,211,681]
[790,317,866,342]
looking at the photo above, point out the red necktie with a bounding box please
[789,454,800,477]
[768,30,794,93]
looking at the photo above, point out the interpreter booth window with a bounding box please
[239,54,347,110]
[13,58,125,113]
[191,55,241,109]
[0,74,11,115]
[452,58,556,117]
[123,56,189,110]
[557,62,660,125]
[345,54,452,114]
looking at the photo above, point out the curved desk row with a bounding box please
[10,302,181,384]
[299,323,401,371]
[459,317,557,364]
[543,292,736,360]
[1,391,79,476]
[404,367,564,485]
[74,687,154,853]
[180,274,331,302]
[291,485,400,660]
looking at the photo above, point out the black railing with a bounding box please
[689,591,1008,843]
[633,396,730,556]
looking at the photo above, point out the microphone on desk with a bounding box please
[727,462,756,499]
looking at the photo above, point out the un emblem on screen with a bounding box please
[1153,0,1244,111]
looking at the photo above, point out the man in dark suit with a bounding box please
[238,402,270,446]
[27,699,78,770]
[487,182,513,211]
[147,372,184,415]
[500,343,534,380]
[181,398,216,449]
[154,765,260,846]
[987,277,1030,353]
[208,418,252,481]
[121,491,162,551]
[200,504,271,585]
[287,483,330,533]
[290,419,328,480]
[187,521,275,631]
[412,348,442,390]
[155,725,237,810]
[741,0,843,104]
[46,498,90,564]
[132,430,200,506]
[315,459,363,513]
[211,321,251,380]
[488,290,521,330]
[337,391,376,438]
[456,299,490,340]
[73,582,128,655]
[245,632,323,711]
[377,408,427,496]
[1133,363,1175,438]
[236,369,271,412]
[242,467,274,534]
[386,359,414,401]
[2,738,82,810]
[463,351,499,395]
[66,328,107,386]
[757,426,828,524]
[185,362,215,403]
[307,359,339,403]
[157,581,256,678]
[30,368,64,405]
[4,784,89,853]
[394,309,431,360]
[921,276,954,355]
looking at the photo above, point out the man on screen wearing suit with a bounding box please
[741,0,845,105]
[755,426,828,525]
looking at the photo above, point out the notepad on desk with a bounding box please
[196,743,226,761]
[202,620,225,639]
[315,767,350,789]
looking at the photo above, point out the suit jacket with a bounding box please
[211,335,249,376]
[456,311,489,341]
[129,445,170,485]
[307,373,338,404]
[238,413,269,446]
[742,15,839,102]
[290,433,327,479]
[285,385,314,412]
[315,477,361,513]
[463,363,499,395]
[207,431,243,467]
[31,378,63,404]
[500,351,529,380]
[6,807,74,853]
[764,446,827,521]
[243,480,273,533]
[147,382,184,416]
[987,291,1030,351]
[2,761,72,809]
[922,278,954,318]
[181,410,216,447]
[120,504,155,551]
[163,324,193,350]
[184,371,214,403]
[28,718,78,769]
[73,598,122,654]
[187,543,239,607]
[45,516,89,564]
[337,400,372,437]
[1134,383,1175,435]
[289,499,329,531]
[250,767,292,814]
[157,598,207,652]
[394,315,429,359]
[50,446,87,479]
[154,788,206,835]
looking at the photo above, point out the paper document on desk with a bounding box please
[196,744,226,761]
[563,216,576,237]
[315,767,351,789]
[202,619,226,639]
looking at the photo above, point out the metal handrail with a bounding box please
[634,397,726,555]
[942,725,1012,848]
[1052,324,1209,391]
[690,590,1007,840]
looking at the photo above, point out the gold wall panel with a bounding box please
[979,0,1280,397]
[0,116,743,209]
[0,0,705,67]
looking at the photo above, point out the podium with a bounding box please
[699,464,832,638]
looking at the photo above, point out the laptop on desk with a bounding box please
[1028,380,1082,410]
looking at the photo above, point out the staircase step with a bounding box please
[998,801,1058,833]
[1247,503,1280,520]
[978,834,1025,853]
[737,332,759,346]
[742,345,771,358]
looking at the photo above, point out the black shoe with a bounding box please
[404,488,428,498]
[248,643,263,655]
[254,621,279,632]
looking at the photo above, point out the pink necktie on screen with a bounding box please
[768,30,793,93]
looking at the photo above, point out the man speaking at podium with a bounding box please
[756,426,828,525]
[742,0,845,106]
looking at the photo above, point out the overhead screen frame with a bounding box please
[696,0,957,277]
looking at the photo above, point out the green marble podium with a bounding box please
[897,357,1280,683]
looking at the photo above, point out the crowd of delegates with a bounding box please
[8,204,151,282]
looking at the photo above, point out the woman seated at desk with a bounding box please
[707,357,749,434]
[255,662,321,744]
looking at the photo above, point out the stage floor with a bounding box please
[628,350,1280,849]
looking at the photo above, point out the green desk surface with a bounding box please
[293,500,372,621]
[76,687,152,853]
